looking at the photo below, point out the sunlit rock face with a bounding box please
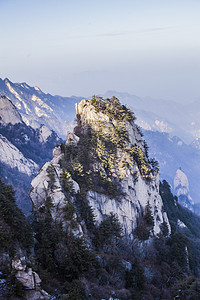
[30,97,170,239]
[174,168,194,211]
[0,78,77,139]
[76,99,170,237]
[0,94,63,214]
[0,96,23,125]
[0,134,38,176]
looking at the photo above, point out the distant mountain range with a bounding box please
[102,90,200,144]
[143,130,200,212]
[0,78,81,139]
[1,78,200,144]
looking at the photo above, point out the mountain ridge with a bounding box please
[0,78,78,139]
[0,95,63,213]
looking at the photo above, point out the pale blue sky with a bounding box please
[0,0,200,102]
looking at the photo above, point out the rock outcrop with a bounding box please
[12,256,49,299]
[0,95,23,125]
[174,168,194,211]
[0,133,38,176]
[37,124,56,143]
[0,78,77,139]
[0,95,63,213]
[31,145,81,235]
[30,97,170,239]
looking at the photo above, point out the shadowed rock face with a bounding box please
[30,98,170,239]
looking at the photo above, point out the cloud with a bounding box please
[96,27,174,38]
[68,26,174,40]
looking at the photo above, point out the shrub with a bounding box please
[134,203,154,241]
[0,178,33,252]
[91,96,136,123]
[128,146,151,179]
[95,213,123,248]
[46,165,56,191]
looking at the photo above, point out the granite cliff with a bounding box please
[0,95,62,213]
[30,97,170,241]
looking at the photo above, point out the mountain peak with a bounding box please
[30,96,170,240]
[37,124,54,143]
[4,77,11,84]
[174,168,194,210]
[0,95,23,125]
[174,168,189,195]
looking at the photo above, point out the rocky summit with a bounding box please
[30,96,170,239]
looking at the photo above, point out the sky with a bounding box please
[0,0,200,102]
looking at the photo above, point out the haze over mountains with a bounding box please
[103,90,200,144]
[0,78,79,139]
[1,77,200,144]
[1,78,200,144]
[1,78,200,212]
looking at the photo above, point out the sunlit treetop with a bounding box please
[90,96,136,123]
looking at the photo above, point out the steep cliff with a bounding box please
[0,95,23,125]
[0,95,63,213]
[0,78,77,138]
[29,97,200,300]
[30,97,170,239]
[174,168,194,211]
[0,134,38,176]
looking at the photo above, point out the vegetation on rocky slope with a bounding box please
[32,181,200,299]
[0,178,33,298]
[0,178,33,252]
[60,96,156,201]
[0,121,63,214]
[30,98,200,299]
[2,97,200,299]
[2,174,200,299]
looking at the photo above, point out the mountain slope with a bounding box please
[0,96,63,213]
[30,96,170,238]
[0,95,23,125]
[0,134,38,176]
[27,97,200,299]
[0,78,80,138]
[103,90,200,143]
[0,178,50,299]
[143,130,200,208]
